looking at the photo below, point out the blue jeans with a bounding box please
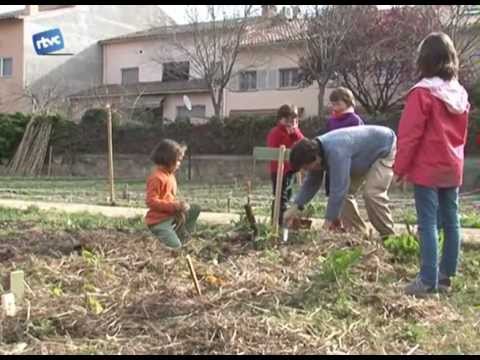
[414,185,462,288]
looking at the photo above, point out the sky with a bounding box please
[0,5,394,25]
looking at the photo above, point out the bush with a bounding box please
[470,80,480,110]
[28,109,415,157]
[110,114,278,155]
[0,113,31,161]
[81,108,120,129]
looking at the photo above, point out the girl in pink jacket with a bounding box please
[394,32,470,296]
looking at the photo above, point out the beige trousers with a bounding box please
[340,141,396,238]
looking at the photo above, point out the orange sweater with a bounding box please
[145,167,180,226]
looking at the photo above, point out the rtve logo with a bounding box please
[33,28,65,55]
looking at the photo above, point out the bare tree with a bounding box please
[419,5,480,87]
[296,5,359,116]
[154,5,255,120]
[8,81,67,116]
[336,6,436,116]
[334,5,479,116]
[68,81,149,125]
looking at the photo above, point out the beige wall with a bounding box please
[162,92,213,121]
[102,37,328,118]
[103,34,199,85]
[0,19,25,112]
[226,44,324,117]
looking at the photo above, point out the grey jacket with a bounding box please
[294,125,396,220]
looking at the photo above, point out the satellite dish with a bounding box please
[183,95,192,111]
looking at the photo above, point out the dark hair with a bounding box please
[150,139,186,168]
[417,32,458,81]
[277,104,298,121]
[329,87,355,107]
[289,138,319,171]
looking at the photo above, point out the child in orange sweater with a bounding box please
[145,139,200,249]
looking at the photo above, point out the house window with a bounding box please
[279,68,300,88]
[176,105,206,118]
[121,67,139,85]
[0,57,13,78]
[163,61,189,82]
[239,71,257,91]
[466,5,480,15]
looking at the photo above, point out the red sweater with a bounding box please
[394,84,469,188]
[266,123,304,174]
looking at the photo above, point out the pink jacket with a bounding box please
[394,77,470,188]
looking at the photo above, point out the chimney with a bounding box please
[261,5,277,18]
[25,5,39,16]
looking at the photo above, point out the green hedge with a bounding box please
[470,80,480,110]
[45,114,319,156]
[2,107,477,160]
[0,113,30,162]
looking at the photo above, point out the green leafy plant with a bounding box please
[461,212,480,229]
[385,231,445,262]
[86,294,104,315]
[384,233,419,262]
[320,247,363,283]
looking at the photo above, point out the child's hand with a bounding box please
[284,205,302,227]
[323,219,345,233]
[178,201,190,213]
[174,211,186,229]
[395,174,405,184]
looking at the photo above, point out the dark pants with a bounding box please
[271,171,294,226]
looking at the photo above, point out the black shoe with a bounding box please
[438,277,451,294]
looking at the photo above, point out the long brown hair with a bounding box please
[416,32,459,81]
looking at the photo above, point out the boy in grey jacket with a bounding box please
[284,125,397,238]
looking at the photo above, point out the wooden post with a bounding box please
[252,157,256,190]
[246,180,252,205]
[188,146,192,181]
[272,145,286,235]
[9,270,24,303]
[47,146,53,177]
[186,255,201,296]
[106,104,115,205]
[297,170,304,186]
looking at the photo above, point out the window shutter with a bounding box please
[257,69,267,90]
[268,69,278,89]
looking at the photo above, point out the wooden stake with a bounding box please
[188,146,192,181]
[272,145,286,235]
[186,255,202,296]
[47,146,53,177]
[244,203,258,236]
[106,104,115,205]
[246,180,252,205]
[9,270,24,303]
[297,170,304,186]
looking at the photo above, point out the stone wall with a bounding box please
[1,154,479,191]
[48,153,270,183]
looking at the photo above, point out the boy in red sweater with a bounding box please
[267,104,304,226]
